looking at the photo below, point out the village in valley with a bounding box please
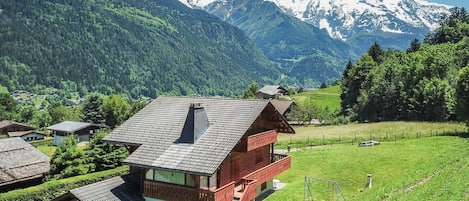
[1,0,469,201]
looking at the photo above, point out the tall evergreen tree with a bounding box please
[86,131,127,171]
[82,93,105,124]
[456,66,469,125]
[407,39,421,53]
[50,136,94,179]
[368,42,384,64]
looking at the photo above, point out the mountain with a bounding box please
[181,0,355,86]
[269,0,451,52]
[181,0,451,73]
[0,0,280,98]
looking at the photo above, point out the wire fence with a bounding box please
[276,128,468,151]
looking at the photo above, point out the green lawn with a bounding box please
[36,145,56,157]
[290,85,341,111]
[0,84,8,93]
[268,136,469,201]
[277,121,467,148]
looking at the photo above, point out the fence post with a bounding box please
[323,135,325,145]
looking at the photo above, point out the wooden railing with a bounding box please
[235,130,277,152]
[239,179,257,201]
[235,154,291,200]
[243,154,291,185]
[143,180,235,201]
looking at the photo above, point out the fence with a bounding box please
[276,128,468,151]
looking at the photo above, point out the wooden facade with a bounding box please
[141,129,290,201]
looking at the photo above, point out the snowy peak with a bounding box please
[180,0,451,40]
[266,0,452,40]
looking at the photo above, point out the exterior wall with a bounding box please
[21,133,45,141]
[255,179,273,200]
[53,133,89,145]
[218,145,271,187]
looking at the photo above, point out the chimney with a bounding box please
[178,103,210,143]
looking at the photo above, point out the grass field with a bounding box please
[37,145,57,157]
[0,84,8,93]
[290,85,341,111]
[276,122,467,148]
[267,136,469,201]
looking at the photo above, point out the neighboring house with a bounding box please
[63,96,295,201]
[256,85,287,99]
[0,138,50,192]
[47,121,109,145]
[7,130,46,141]
[270,100,297,118]
[0,120,35,135]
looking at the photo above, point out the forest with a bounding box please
[340,7,469,125]
[0,0,282,98]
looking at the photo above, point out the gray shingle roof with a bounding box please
[0,138,50,186]
[7,130,45,137]
[69,173,143,201]
[0,120,34,130]
[104,97,273,176]
[257,85,284,96]
[47,121,107,133]
[271,100,296,115]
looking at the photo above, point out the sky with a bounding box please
[428,0,469,9]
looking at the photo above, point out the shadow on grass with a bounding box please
[443,131,469,138]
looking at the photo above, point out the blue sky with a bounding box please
[428,0,469,9]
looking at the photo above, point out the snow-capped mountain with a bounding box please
[180,0,451,41]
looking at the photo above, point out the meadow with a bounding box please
[0,84,8,93]
[268,136,468,201]
[290,85,341,111]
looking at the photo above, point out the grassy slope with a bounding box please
[278,122,467,146]
[267,136,469,201]
[290,85,341,111]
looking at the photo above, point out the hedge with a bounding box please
[0,166,128,201]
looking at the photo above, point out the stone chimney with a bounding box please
[178,103,209,143]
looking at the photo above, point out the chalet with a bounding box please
[47,121,109,145]
[0,138,50,192]
[64,96,295,201]
[7,130,46,141]
[256,85,287,99]
[0,120,35,135]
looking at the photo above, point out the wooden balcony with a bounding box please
[244,153,291,185]
[234,130,277,152]
[143,180,234,201]
[235,154,291,200]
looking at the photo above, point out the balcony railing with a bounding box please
[234,154,291,200]
[234,130,277,152]
[243,153,291,185]
[143,180,234,201]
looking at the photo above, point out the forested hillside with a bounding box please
[202,0,354,86]
[0,0,280,98]
[340,8,469,124]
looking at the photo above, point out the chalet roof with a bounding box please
[104,96,293,176]
[47,121,107,133]
[7,130,45,138]
[270,100,296,115]
[69,173,143,201]
[0,138,50,187]
[257,85,286,96]
[0,120,34,130]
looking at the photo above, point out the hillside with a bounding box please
[182,0,354,87]
[0,0,281,98]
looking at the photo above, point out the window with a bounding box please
[261,182,267,191]
[146,169,197,187]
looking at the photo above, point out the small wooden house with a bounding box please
[47,121,108,145]
[7,130,45,141]
[256,85,287,99]
[0,138,50,192]
[63,96,295,201]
